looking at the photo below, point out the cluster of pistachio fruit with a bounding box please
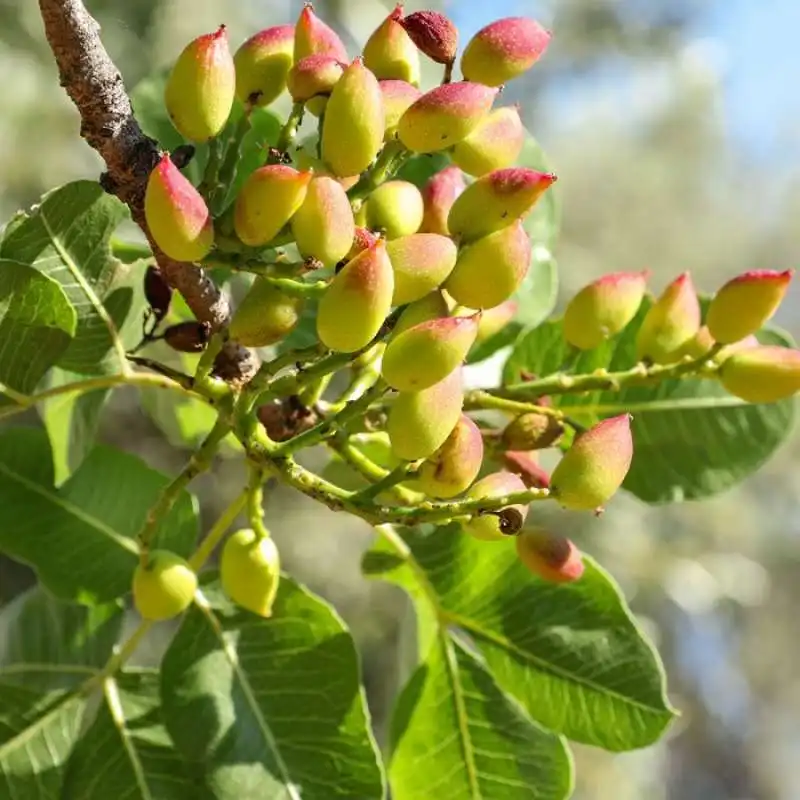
[134,3,800,622]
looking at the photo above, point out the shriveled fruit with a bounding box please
[706,269,793,344]
[234,165,312,247]
[452,105,525,177]
[393,291,449,335]
[420,165,465,235]
[398,82,497,154]
[502,412,563,451]
[445,220,531,309]
[220,528,280,618]
[144,266,173,324]
[318,240,394,352]
[415,414,483,498]
[387,233,457,305]
[462,471,528,541]
[234,25,295,106]
[380,80,423,140]
[164,321,211,353]
[363,4,420,85]
[516,528,584,583]
[461,17,551,87]
[229,278,303,347]
[291,176,355,265]
[294,3,348,61]
[145,154,214,263]
[719,345,800,404]
[563,271,648,350]
[400,10,458,66]
[133,550,197,621]
[364,180,424,239]
[382,314,479,391]
[165,25,235,142]
[321,58,385,177]
[550,414,633,511]
[388,368,463,460]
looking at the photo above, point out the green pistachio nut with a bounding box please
[719,345,800,404]
[294,3,348,61]
[414,414,484,498]
[291,175,355,266]
[392,290,450,336]
[364,180,425,239]
[363,4,420,84]
[133,550,197,622]
[220,528,280,618]
[380,79,422,141]
[462,471,529,541]
[452,105,525,177]
[386,232,457,305]
[229,278,303,347]
[502,412,563,451]
[234,24,295,106]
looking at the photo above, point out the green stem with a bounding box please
[347,140,409,203]
[199,137,223,200]
[273,103,305,159]
[212,110,253,211]
[85,620,154,690]
[464,390,586,433]
[351,459,423,504]
[194,331,227,385]
[246,465,270,539]
[188,490,248,572]
[299,373,333,407]
[261,275,328,298]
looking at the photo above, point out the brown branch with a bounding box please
[37,0,257,384]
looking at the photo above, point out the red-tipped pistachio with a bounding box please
[400,10,459,65]
[719,345,800,404]
[516,528,584,583]
[234,25,295,106]
[388,369,463,460]
[414,414,484,498]
[287,54,344,103]
[382,314,480,391]
[445,220,531,309]
[550,414,633,511]
[294,3,348,62]
[706,269,793,344]
[380,80,423,140]
[291,176,355,266]
[321,58,385,177]
[635,272,701,363]
[220,529,280,618]
[461,17,551,87]
[363,4,420,85]
[452,106,525,177]
[398,82,498,154]
[364,180,424,239]
[502,412,563,451]
[165,25,235,142]
[502,450,551,489]
[462,471,529,541]
[234,165,312,247]
[229,278,303,347]
[317,240,394,352]
[563,271,648,350]
[387,233,458,305]
[393,290,450,336]
[420,165,466,235]
[448,167,556,241]
[145,154,214,262]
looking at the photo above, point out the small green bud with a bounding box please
[386,233,457,305]
[229,278,303,347]
[363,4,420,85]
[502,412,563,451]
[516,528,584,583]
[550,414,633,511]
[452,105,525,177]
[563,271,648,350]
[220,529,280,618]
[294,3,348,62]
[420,165,466,236]
[234,24,295,106]
[462,471,528,541]
[364,180,424,239]
[380,80,423,141]
[165,25,235,142]
[291,176,355,266]
[719,345,800,404]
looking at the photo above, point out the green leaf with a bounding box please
[0,427,198,604]
[40,367,110,484]
[519,132,560,253]
[0,684,85,798]
[0,182,145,375]
[395,152,452,189]
[0,259,76,394]
[0,585,122,691]
[225,106,284,205]
[63,670,203,799]
[160,577,386,800]
[364,525,676,751]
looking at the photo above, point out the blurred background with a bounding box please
[2,1,800,798]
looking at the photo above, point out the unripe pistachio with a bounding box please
[398,82,498,154]
[318,240,394,352]
[502,412,563,451]
[294,3,348,62]
[445,220,531,309]
[719,345,800,404]
[461,17,551,87]
[234,165,312,247]
[164,321,211,353]
[563,271,648,351]
[448,167,557,241]
[386,233,458,305]
[287,54,344,104]
[133,550,197,621]
[220,528,280,618]
[388,368,463,460]
[234,25,295,106]
[363,5,420,85]
[452,106,525,177]
[400,10,458,66]
[165,25,235,142]
[462,471,528,541]
[347,226,379,260]
[291,176,355,266]
[476,299,518,343]
[321,58,385,178]
[393,291,450,335]
[706,269,794,344]
[145,154,214,263]
[144,266,173,324]
[420,165,466,235]
[413,414,484,498]
[382,313,480,391]
[550,414,633,511]
[229,278,303,347]
[516,528,584,583]
[678,326,759,361]
[502,450,550,489]
[364,180,424,239]
[380,80,423,140]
